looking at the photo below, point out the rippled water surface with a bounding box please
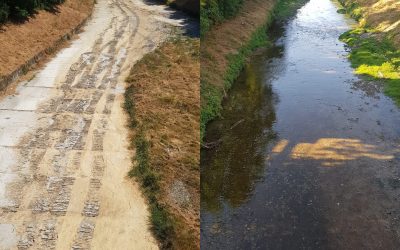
[201,0,400,249]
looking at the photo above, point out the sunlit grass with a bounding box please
[356,63,399,80]
[290,138,395,166]
[340,28,400,105]
[337,0,363,21]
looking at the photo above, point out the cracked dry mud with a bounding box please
[0,0,184,249]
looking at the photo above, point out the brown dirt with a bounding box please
[343,0,400,45]
[126,38,200,249]
[0,0,94,77]
[201,0,276,90]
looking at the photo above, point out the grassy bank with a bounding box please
[0,0,94,78]
[337,0,400,45]
[338,0,400,105]
[125,37,200,249]
[200,0,309,140]
[200,24,269,139]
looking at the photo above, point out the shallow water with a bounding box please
[201,0,400,249]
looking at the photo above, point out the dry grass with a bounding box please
[340,0,400,45]
[0,0,94,77]
[125,38,200,249]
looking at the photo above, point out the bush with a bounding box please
[0,0,65,23]
[0,2,9,23]
[200,0,244,36]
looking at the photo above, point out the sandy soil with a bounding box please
[0,0,189,249]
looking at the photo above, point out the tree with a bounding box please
[0,0,65,23]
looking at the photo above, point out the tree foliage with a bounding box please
[200,0,244,35]
[0,0,65,23]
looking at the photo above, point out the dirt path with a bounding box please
[0,0,186,249]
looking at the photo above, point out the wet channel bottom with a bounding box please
[201,0,400,249]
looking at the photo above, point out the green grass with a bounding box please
[133,131,174,247]
[200,0,244,36]
[200,23,270,139]
[273,0,309,20]
[225,24,270,89]
[200,82,223,140]
[337,0,363,20]
[340,28,400,105]
[124,86,137,128]
[200,0,309,140]
[124,86,174,249]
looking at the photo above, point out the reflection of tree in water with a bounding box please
[201,53,282,213]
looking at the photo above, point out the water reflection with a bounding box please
[201,41,284,212]
[290,138,397,166]
[201,0,400,248]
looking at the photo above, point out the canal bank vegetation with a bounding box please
[200,0,309,140]
[200,0,245,35]
[125,37,200,249]
[338,0,400,104]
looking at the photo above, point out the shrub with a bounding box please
[0,2,9,23]
[200,0,244,36]
[0,0,65,23]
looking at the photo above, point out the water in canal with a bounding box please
[201,0,400,249]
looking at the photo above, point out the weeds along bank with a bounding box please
[125,38,200,249]
[200,0,244,35]
[200,0,309,140]
[0,0,94,87]
[123,3,200,248]
[338,0,400,104]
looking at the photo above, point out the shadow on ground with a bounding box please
[142,0,199,38]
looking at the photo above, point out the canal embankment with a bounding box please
[337,0,400,104]
[125,37,200,249]
[0,0,95,93]
[200,0,309,140]
[124,3,200,249]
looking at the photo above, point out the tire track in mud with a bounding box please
[0,0,177,248]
